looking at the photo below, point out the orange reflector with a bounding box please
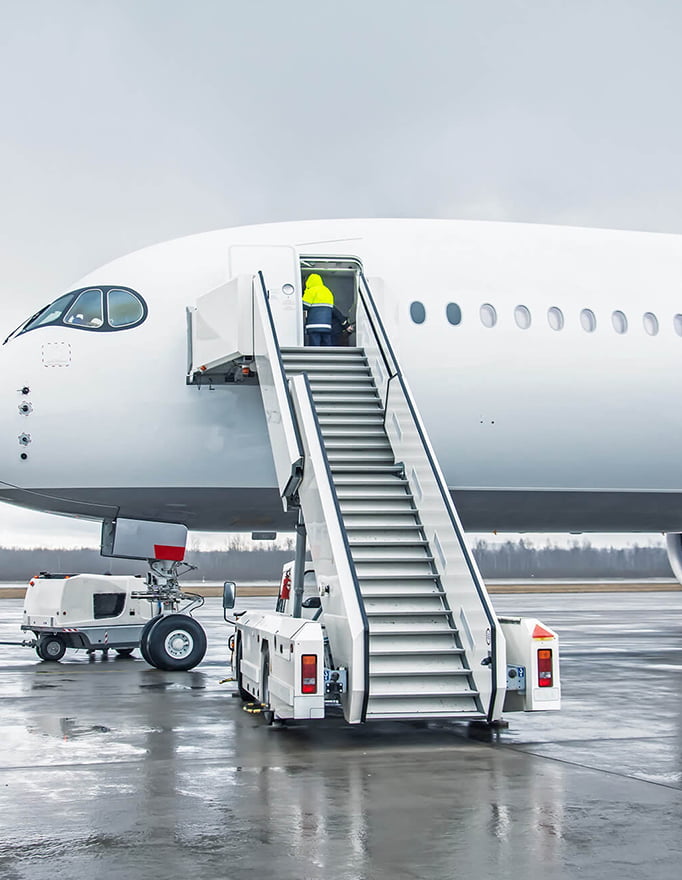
[301,654,317,694]
[200,365,207,372]
[532,624,554,640]
[537,648,553,687]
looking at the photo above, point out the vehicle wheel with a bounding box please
[139,616,163,666]
[115,648,135,657]
[234,635,253,701]
[261,644,270,706]
[145,614,207,671]
[38,634,66,662]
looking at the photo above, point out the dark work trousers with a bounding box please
[307,331,333,346]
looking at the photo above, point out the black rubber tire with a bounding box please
[38,634,66,662]
[234,635,253,701]
[115,648,135,657]
[261,644,270,706]
[145,614,207,671]
[139,616,163,666]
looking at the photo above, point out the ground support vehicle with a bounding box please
[20,572,155,661]
[211,267,561,727]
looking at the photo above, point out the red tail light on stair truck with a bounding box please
[537,649,553,687]
[301,654,318,694]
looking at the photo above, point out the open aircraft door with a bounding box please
[188,245,302,379]
[230,244,303,349]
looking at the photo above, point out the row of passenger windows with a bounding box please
[410,301,682,337]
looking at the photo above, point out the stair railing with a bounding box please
[289,374,370,723]
[253,272,370,722]
[355,273,506,722]
[253,272,304,506]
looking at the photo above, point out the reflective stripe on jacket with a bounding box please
[302,274,334,331]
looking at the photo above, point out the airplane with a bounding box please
[2,218,682,669]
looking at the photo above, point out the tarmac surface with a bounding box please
[0,590,681,880]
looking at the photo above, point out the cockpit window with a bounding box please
[64,289,104,328]
[108,288,144,327]
[23,294,75,332]
[5,285,147,342]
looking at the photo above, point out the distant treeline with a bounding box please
[0,538,673,582]
[472,539,672,579]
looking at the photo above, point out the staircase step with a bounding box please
[336,485,411,498]
[365,693,481,718]
[330,464,403,475]
[370,653,467,674]
[321,427,387,439]
[368,618,454,634]
[333,474,407,485]
[368,632,463,651]
[318,415,385,426]
[363,598,448,615]
[343,524,425,540]
[352,555,435,567]
[360,587,442,598]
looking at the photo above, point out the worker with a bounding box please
[331,305,353,346]
[302,273,335,346]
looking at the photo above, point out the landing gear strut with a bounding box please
[134,559,207,671]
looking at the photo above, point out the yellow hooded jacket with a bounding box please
[302,274,334,332]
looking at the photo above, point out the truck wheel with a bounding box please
[234,635,253,701]
[139,616,163,666]
[261,644,270,706]
[38,634,66,662]
[145,615,207,671]
[115,648,135,657]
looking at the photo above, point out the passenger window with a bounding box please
[643,312,659,336]
[674,314,682,337]
[446,303,462,325]
[480,303,497,328]
[93,593,125,619]
[580,309,597,332]
[547,306,564,331]
[410,301,426,324]
[108,288,144,327]
[612,310,628,334]
[64,289,103,328]
[514,305,531,329]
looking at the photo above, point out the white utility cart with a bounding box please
[21,572,156,660]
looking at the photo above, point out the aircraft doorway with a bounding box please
[300,256,362,346]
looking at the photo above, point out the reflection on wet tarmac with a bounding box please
[0,592,680,879]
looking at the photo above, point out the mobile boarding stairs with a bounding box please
[188,251,560,724]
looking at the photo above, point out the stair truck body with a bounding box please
[189,251,561,724]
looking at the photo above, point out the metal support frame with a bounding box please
[291,511,307,618]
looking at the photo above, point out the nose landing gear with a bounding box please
[135,560,207,671]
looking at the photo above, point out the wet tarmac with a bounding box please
[0,591,680,880]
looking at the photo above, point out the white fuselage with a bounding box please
[2,218,681,532]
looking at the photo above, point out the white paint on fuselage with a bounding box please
[2,219,682,530]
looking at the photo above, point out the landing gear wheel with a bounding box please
[139,616,164,666]
[234,635,253,701]
[38,634,66,662]
[115,648,135,657]
[145,614,207,671]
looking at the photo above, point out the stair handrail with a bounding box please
[288,373,370,723]
[356,272,504,721]
[253,272,304,503]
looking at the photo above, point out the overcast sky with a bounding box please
[0,0,679,549]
